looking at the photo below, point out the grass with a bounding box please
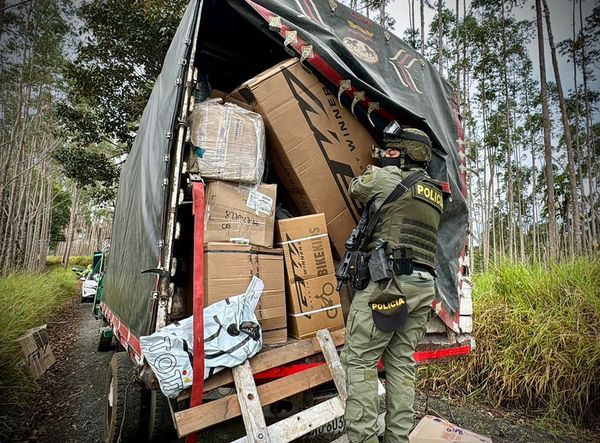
[419,257,600,434]
[45,255,93,269]
[0,267,78,439]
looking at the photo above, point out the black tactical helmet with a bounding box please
[380,121,432,163]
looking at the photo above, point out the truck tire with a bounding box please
[145,390,177,442]
[104,352,144,443]
[97,327,114,352]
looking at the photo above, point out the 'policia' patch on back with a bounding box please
[413,182,443,212]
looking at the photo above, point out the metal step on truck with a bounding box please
[95,0,473,441]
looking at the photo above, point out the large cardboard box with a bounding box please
[187,100,265,184]
[205,181,277,247]
[409,416,493,443]
[16,325,56,378]
[275,214,344,339]
[233,59,378,258]
[204,243,286,344]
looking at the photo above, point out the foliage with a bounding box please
[0,268,78,439]
[49,185,71,245]
[67,255,94,267]
[51,144,119,203]
[52,0,188,204]
[58,0,188,150]
[45,255,93,268]
[419,258,600,432]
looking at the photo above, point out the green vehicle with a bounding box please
[80,251,105,303]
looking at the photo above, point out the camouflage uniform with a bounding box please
[340,164,443,443]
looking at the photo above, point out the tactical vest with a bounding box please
[368,169,443,271]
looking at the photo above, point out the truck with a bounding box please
[97,0,472,441]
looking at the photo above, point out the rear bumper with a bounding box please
[415,333,473,364]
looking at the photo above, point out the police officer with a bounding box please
[340,122,445,443]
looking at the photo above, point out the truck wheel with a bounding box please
[104,353,144,443]
[97,327,114,352]
[145,390,176,441]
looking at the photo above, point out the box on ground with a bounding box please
[204,181,277,247]
[16,324,56,378]
[275,214,344,339]
[187,100,265,184]
[409,415,493,443]
[232,58,377,258]
[204,243,286,344]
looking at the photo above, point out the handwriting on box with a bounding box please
[223,209,261,228]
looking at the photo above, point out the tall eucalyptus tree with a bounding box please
[535,0,558,260]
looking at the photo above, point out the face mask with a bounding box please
[380,156,402,168]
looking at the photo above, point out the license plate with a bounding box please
[307,416,345,439]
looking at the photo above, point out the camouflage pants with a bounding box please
[340,271,435,443]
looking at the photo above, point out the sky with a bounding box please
[386,0,599,93]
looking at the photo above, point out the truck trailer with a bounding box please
[97,0,472,441]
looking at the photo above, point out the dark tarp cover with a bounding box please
[229,0,468,322]
[104,0,467,337]
[102,1,199,338]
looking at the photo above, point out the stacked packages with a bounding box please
[188,58,378,343]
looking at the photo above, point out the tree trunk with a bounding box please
[39,167,54,270]
[462,0,467,110]
[579,0,597,247]
[498,183,505,257]
[29,160,47,270]
[379,0,386,27]
[512,98,525,262]
[480,75,491,269]
[571,0,586,250]
[500,0,515,262]
[0,0,5,38]
[455,0,460,91]
[437,0,443,75]
[62,186,80,269]
[523,81,539,263]
[542,0,581,256]
[535,0,558,261]
[409,0,415,47]
[420,0,425,56]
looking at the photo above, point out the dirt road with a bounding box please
[14,297,587,442]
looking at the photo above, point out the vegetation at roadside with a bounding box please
[419,257,600,434]
[45,255,93,269]
[0,268,78,439]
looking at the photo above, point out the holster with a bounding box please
[349,251,370,291]
[369,245,391,282]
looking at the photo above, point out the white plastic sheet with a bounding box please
[140,277,264,398]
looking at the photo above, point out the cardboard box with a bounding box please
[204,243,287,344]
[205,181,277,247]
[409,416,493,443]
[187,100,265,184]
[275,214,344,339]
[232,59,378,258]
[16,325,56,378]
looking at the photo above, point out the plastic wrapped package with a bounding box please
[140,277,264,398]
[187,99,265,184]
